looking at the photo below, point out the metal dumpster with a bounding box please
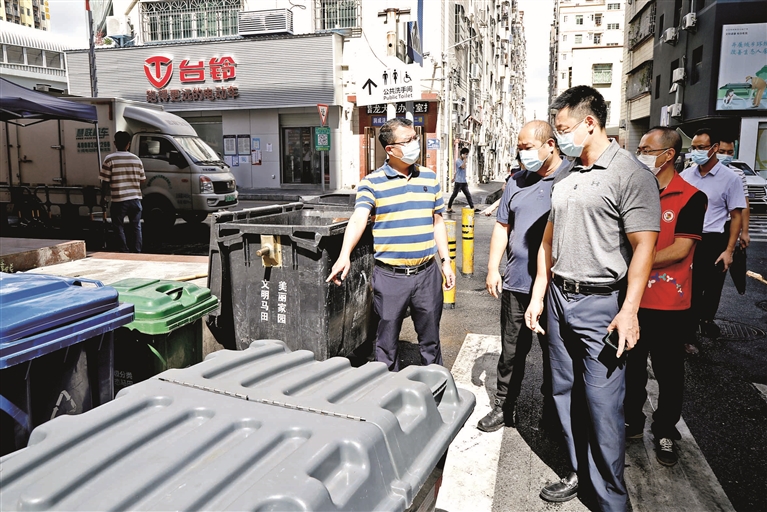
[0,339,475,511]
[207,202,375,359]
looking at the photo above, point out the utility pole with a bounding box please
[86,0,98,97]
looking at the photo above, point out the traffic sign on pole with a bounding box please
[317,104,329,127]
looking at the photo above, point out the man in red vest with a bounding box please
[624,127,707,467]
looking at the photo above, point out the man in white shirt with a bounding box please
[716,136,750,248]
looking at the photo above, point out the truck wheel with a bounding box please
[142,197,176,230]
[181,212,208,224]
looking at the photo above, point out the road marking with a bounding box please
[440,334,735,512]
[753,383,767,403]
[749,212,767,243]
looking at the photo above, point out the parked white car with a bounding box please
[730,161,767,208]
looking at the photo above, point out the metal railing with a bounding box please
[140,0,243,43]
[314,0,360,34]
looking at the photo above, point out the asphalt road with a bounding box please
[5,199,766,511]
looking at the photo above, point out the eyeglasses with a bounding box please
[690,144,714,151]
[554,119,584,137]
[391,135,420,146]
[635,147,671,156]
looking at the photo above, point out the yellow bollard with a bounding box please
[444,219,457,309]
[461,207,474,277]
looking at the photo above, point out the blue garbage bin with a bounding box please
[0,273,134,455]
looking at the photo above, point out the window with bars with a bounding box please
[140,0,242,42]
[607,23,620,30]
[576,15,583,25]
[607,3,620,10]
[592,63,612,85]
[595,14,602,26]
[575,34,582,44]
[594,33,602,44]
[316,0,360,31]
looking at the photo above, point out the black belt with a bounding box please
[553,274,625,295]
[375,258,435,275]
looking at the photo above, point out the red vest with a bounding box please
[641,173,702,310]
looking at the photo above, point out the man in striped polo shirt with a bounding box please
[327,117,455,371]
[100,131,146,252]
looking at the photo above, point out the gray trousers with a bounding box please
[547,282,627,512]
[372,259,444,371]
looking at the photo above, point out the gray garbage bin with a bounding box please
[0,339,476,512]
[207,202,376,360]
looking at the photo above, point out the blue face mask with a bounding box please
[716,154,733,167]
[555,120,588,158]
[518,146,551,172]
[690,149,713,166]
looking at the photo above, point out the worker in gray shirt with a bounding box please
[525,86,660,512]
[479,120,570,433]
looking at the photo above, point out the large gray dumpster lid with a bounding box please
[0,340,475,512]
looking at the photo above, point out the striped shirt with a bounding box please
[100,151,145,202]
[355,162,445,266]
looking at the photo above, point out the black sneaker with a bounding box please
[656,437,678,466]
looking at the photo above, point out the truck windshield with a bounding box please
[173,136,223,165]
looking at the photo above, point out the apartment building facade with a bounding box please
[0,0,50,31]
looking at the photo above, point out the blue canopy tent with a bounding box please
[0,78,97,124]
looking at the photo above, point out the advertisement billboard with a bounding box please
[717,23,767,111]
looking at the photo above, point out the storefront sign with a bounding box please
[371,115,425,127]
[366,102,429,115]
[144,55,237,88]
[146,85,239,104]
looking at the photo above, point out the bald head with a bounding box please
[519,120,556,147]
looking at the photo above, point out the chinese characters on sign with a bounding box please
[146,86,239,104]
[365,102,429,115]
[260,280,288,324]
[717,23,767,111]
[143,54,239,104]
[75,127,111,153]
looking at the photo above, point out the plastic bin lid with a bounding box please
[0,303,134,369]
[158,340,476,505]
[0,378,406,512]
[111,278,219,335]
[0,273,121,345]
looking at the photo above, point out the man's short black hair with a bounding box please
[693,127,719,145]
[460,147,469,155]
[378,117,414,149]
[719,132,736,145]
[114,131,132,150]
[550,85,608,128]
[646,126,682,161]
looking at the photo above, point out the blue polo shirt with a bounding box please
[680,162,747,234]
[355,162,445,266]
[496,159,570,293]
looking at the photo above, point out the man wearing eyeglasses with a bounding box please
[625,127,707,468]
[327,117,455,371]
[524,86,660,511]
[680,128,746,340]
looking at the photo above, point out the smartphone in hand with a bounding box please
[603,330,621,352]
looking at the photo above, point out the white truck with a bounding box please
[1,97,237,227]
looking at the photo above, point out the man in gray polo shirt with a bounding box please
[525,86,660,512]
[478,120,570,433]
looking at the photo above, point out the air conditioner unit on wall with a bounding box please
[238,9,293,36]
[682,13,696,31]
[106,15,130,36]
[661,27,678,45]
[670,103,683,118]
[672,67,686,84]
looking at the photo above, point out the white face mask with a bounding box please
[555,120,589,158]
[637,149,671,175]
[396,139,421,165]
[518,145,552,172]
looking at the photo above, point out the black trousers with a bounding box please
[624,308,687,440]
[495,290,552,407]
[691,229,730,325]
[447,182,474,209]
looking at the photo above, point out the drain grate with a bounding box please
[758,300,767,312]
[716,320,766,342]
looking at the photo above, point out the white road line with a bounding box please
[753,383,767,403]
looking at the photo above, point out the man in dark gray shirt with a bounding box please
[478,120,569,433]
[525,86,660,512]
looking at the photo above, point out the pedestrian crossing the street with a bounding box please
[749,212,767,243]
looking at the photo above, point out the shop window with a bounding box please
[282,127,329,185]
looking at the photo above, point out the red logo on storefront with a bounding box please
[144,55,173,89]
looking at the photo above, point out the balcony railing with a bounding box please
[140,0,243,43]
[314,0,361,36]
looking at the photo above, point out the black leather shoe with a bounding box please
[540,472,578,502]
[477,401,514,432]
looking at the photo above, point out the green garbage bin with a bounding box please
[110,278,219,393]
